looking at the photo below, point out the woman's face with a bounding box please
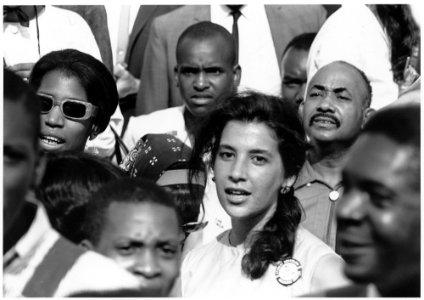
[38,70,93,153]
[213,120,288,224]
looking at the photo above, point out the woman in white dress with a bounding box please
[181,91,350,297]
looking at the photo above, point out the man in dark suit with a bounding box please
[134,5,327,116]
[308,104,420,297]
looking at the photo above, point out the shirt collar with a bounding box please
[295,160,321,188]
[294,160,343,189]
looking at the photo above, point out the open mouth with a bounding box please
[310,114,340,127]
[40,135,65,145]
[225,188,251,196]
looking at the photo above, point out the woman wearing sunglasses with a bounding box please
[182,92,349,297]
[29,48,118,154]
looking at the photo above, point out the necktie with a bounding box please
[229,6,242,63]
[3,6,30,27]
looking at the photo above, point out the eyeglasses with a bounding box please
[182,220,208,234]
[38,94,98,121]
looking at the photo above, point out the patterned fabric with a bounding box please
[120,133,193,182]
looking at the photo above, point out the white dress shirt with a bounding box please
[211,5,281,96]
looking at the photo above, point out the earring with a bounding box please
[280,186,290,194]
[89,132,98,140]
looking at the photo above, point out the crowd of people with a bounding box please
[3,4,421,297]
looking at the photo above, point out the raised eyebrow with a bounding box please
[310,84,326,91]
[333,87,351,95]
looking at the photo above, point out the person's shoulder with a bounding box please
[295,226,336,255]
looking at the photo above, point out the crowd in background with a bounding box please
[3,4,421,297]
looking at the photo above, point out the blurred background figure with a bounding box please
[80,178,184,297]
[3,69,141,297]
[29,49,118,156]
[36,152,125,243]
[280,32,317,111]
[309,103,420,297]
[307,4,420,110]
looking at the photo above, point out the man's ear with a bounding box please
[89,124,101,140]
[174,65,180,88]
[233,64,242,88]
[362,107,376,128]
[80,239,94,250]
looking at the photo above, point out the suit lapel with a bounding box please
[194,5,210,22]
[127,6,155,57]
[265,5,283,72]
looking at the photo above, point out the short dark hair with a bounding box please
[36,152,125,243]
[176,21,237,66]
[81,178,183,245]
[282,32,317,58]
[4,68,40,147]
[363,103,420,190]
[29,49,118,133]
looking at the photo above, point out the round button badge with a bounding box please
[329,190,339,201]
[275,258,302,286]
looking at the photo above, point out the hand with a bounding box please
[7,62,35,81]
[114,63,140,98]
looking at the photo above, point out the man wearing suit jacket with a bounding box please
[135,4,327,116]
[116,5,181,121]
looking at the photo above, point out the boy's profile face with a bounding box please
[91,201,183,297]
[175,36,240,117]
